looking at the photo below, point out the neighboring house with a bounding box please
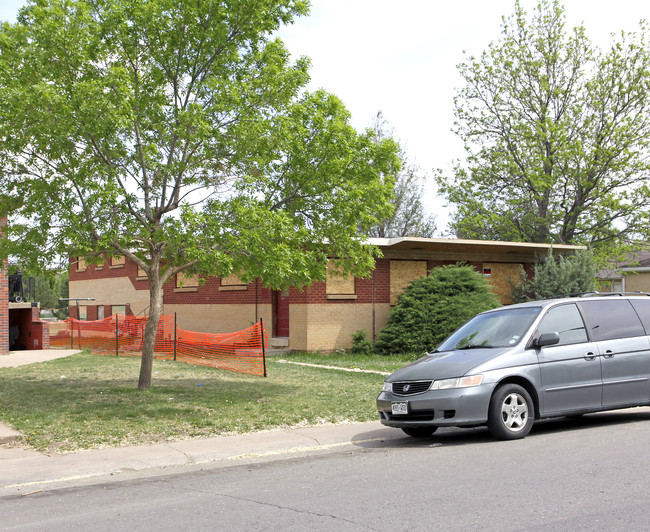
[598,250,650,294]
[68,237,583,352]
[0,218,7,355]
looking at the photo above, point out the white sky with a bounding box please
[2,0,649,233]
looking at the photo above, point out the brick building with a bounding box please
[1,218,7,355]
[68,237,582,352]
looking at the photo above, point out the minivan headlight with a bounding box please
[430,375,484,390]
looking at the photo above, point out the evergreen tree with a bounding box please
[376,264,500,355]
[511,249,597,302]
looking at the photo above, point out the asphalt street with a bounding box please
[1,409,649,531]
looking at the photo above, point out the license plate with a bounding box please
[391,402,408,415]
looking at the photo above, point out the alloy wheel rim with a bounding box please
[500,392,528,432]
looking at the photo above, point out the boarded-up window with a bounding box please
[176,272,199,288]
[390,260,427,306]
[137,265,147,279]
[326,262,355,295]
[110,255,125,268]
[483,263,524,305]
[219,273,247,290]
[78,305,87,320]
[111,305,126,316]
[77,258,86,272]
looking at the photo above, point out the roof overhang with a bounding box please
[367,237,585,263]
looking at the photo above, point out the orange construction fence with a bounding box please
[48,315,268,377]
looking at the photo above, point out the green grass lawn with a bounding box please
[0,350,416,453]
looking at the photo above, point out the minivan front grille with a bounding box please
[391,381,432,396]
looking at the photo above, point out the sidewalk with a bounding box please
[0,421,397,495]
[0,350,399,495]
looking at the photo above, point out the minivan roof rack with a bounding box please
[557,292,599,298]
[556,291,650,298]
[582,291,650,297]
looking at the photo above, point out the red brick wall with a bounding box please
[70,254,532,312]
[0,218,8,355]
[163,276,272,305]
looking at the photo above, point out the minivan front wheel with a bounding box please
[487,384,534,440]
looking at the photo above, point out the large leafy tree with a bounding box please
[436,0,650,250]
[0,0,399,389]
[368,113,436,238]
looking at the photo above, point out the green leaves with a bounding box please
[376,264,501,356]
[511,249,597,302]
[438,0,650,253]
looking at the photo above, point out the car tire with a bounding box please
[487,384,534,440]
[401,426,438,438]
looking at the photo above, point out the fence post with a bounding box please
[69,319,73,349]
[260,318,267,378]
[115,315,119,356]
[174,313,177,361]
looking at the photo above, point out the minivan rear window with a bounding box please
[579,300,645,341]
[629,299,650,334]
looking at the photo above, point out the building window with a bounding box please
[137,265,147,279]
[219,273,247,291]
[390,260,427,306]
[175,272,199,292]
[97,305,104,320]
[110,255,125,268]
[77,258,86,272]
[326,262,356,300]
[78,306,87,320]
[111,305,126,316]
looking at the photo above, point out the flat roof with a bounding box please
[368,237,584,256]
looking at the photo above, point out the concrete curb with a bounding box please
[0,425,21,445]
[0,421,399,494]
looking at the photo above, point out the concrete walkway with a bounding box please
[0,349,81,369]
[0,350,399,495]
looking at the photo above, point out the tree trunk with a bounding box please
[138,256,163,390]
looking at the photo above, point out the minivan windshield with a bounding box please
[436,307,542,351]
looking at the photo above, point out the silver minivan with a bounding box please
[377,294,650,439]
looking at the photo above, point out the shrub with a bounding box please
[511,249,597,303]
[376,264,501,355]
[350,330,374,355]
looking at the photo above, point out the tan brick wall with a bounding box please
[484,262,524,304]
[70,278,150,316]
[623,272,650,293]
[390,260,427,306]
[290,303,391,351]
[164,304,271,335]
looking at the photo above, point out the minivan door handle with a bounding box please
[602,350,615,359]
[584,352,597,361]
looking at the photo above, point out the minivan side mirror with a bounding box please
[535,332,560,347]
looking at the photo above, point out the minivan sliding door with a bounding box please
[579,300,650,408]
[535,303,602,414]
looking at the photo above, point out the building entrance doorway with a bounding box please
[272,290,289,337]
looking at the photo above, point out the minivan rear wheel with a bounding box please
[401,426,438,438]
[487,384,534,440]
